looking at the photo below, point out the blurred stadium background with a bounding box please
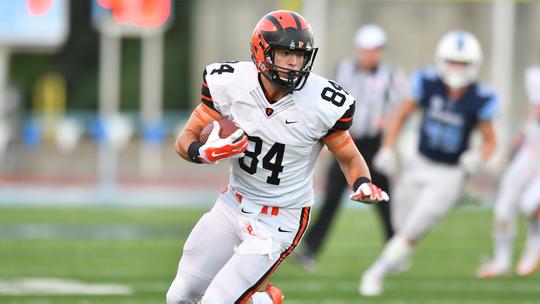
[1,0,539,303]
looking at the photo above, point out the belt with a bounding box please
[221,185,280,216]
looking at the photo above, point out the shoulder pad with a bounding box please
[475,83,496,99]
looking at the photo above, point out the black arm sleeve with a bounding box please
[201,69,221,113]
[325,101,355,137]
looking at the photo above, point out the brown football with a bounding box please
[199,119,243,144]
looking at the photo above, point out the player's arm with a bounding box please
[459,94,499,173]
[322,98,388,204]
[477,94,499,160]
[372,98,417,176]
[322,130,370,186]
[381,98,418,148]
[323,131,388,204]
[175,103,221,161]
[477,121,496,160]
[175,69,247,164]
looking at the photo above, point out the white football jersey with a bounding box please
[525,66,540,146]
[201,61,355,208]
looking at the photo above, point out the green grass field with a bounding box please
[0,206,539,303]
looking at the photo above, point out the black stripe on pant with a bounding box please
[235,207,310,303]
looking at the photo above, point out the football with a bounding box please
[199,119,243,144]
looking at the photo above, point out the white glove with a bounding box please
[350,182,390,204]
[459,150,482,175]
[373,147,399,176]
[199,121,248,164]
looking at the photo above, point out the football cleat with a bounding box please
[516,248,540,277]
[359,271,383,296]
[476,261,510,279]
[264,283,284,304]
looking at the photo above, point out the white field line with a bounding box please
[278,280,540,293]
[0,278,132,295]
[286,301,540,304]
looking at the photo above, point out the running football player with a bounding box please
[477,65,540,279]
[360,30,498,296]
[166,10,388,304]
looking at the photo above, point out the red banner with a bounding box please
[97,0,171,28]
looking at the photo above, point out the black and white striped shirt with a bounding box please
[334,59,408,139]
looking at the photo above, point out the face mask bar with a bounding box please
[262,44,319,92]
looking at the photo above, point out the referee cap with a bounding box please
[354,24,386,49]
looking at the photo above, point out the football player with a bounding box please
[477,65,540,278]
[360,31,498,296]
[166,10,388,304]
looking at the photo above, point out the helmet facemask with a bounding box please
[260,44,318,92]
[436,59,480,90]
[435,31,482,90]
[250,10,319,93]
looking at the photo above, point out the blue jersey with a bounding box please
[410,68,498,165]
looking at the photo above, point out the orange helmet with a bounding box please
[250,10,318,92]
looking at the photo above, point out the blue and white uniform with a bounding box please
[412,68,498,164]
[393,67,498,239]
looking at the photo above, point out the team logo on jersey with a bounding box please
[428,95,464,126]
[430,96,444,111]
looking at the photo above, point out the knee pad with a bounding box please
[521,199,540,218]
[201,281,235,304]
[494,197,519,224]
[520,190,540,218]
[166,275,207,304]
[493,220,516,236]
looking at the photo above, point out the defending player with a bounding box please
[360,31,498,296]
[477,65,540,278]
[166,10,388,304]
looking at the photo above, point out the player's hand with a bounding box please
[373,147,399,176]
[199,121,248,164]
[350,182,389,204]
[459,150,482,175]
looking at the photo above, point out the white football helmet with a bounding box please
[435,31,482,89]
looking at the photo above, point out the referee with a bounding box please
[296,24,408,270]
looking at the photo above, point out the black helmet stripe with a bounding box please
[290,12,302,30]
[264,15,283,31]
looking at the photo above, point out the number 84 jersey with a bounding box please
[201,61,355,209]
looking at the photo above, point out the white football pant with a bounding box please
[391,154,465,241]
[166,186,310,304]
